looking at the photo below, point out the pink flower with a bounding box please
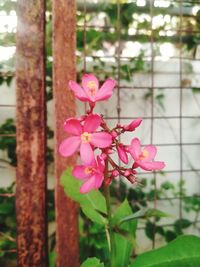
[116,144,128,164]
[59,114,112,164]
[72,156,105,193]
[128,138,165,171]
[123,118,142,131]
[69,73,116,104]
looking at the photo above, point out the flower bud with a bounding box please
[111,130,118,138]
[106,148,113,154]
[101,153,107,160]
[123,118,142,131]
[124,169,132,177]
[117,144,128,164]
[112,170,119,177]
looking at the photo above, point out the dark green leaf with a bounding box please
[174,219,192,235]
[192,87,200,94]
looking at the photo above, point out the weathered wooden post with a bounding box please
[52,1,80,266]
[16,0,48,266]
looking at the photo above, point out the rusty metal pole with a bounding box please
[15,1,48,266]
[52,1,79,267]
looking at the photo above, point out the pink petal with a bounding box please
[95,78,116,101]
[129,138,141,160]
[117,145,128,164]
[124,118,142,131]
[94,173,104,189]
[72,165,91,179]
[91,132,112,148]
[97,155,105,172]
[80,174,103,194]
[69,80,89,102]
[84,114,102,132]
[138,161,165,171]
[80,142,94,164]
[80,175,97,194]
[142,145,157,161]
[59,136,81,157]
[63,118,83,135]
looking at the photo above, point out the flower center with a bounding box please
[139,149,149,160]
[81,132,92,143]
[84,167,95,174]
[87,81,97,96]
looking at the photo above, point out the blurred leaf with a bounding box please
[156,94,165,110]
[192,87,200,94]
[0,202,14,215]
[49,251,56,267]
[118,208,170,224]
[174,219,192,235]
[164,230,177,242]
[145,221,164,241]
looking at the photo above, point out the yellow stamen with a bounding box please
[84,167,94,174]
[87,81,97,96]
[139,149,149,160]
[81,132,92,143]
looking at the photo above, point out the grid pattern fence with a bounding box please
[0,0,200,265]
[77,0,200,251]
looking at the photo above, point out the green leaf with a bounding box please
[49,251,56,267]
[61,168,106,213]
[112,200,137,267]
[174,219,192,235]
[61,168,107,224]
[156,94,165,110]
[145,221,165,241]
[118,208,170,224]
[113,234,134,267]
[130,235,200,267]
[0,203,14,215]
[165,230,177,242]
[81,257,104,267]
[81,205,107,225]
[192,87,200,94]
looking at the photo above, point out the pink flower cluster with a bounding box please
[59,74,165,193]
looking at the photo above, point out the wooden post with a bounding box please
[15,0,48,266]
[52,1,79,267]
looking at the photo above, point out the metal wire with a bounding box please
[179,0,183,222]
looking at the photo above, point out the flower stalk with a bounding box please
[104,159,115,267]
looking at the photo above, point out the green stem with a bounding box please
[104,160,115,267]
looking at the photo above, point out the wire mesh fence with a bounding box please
[0,0,200,265]
[77,0,200,252]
